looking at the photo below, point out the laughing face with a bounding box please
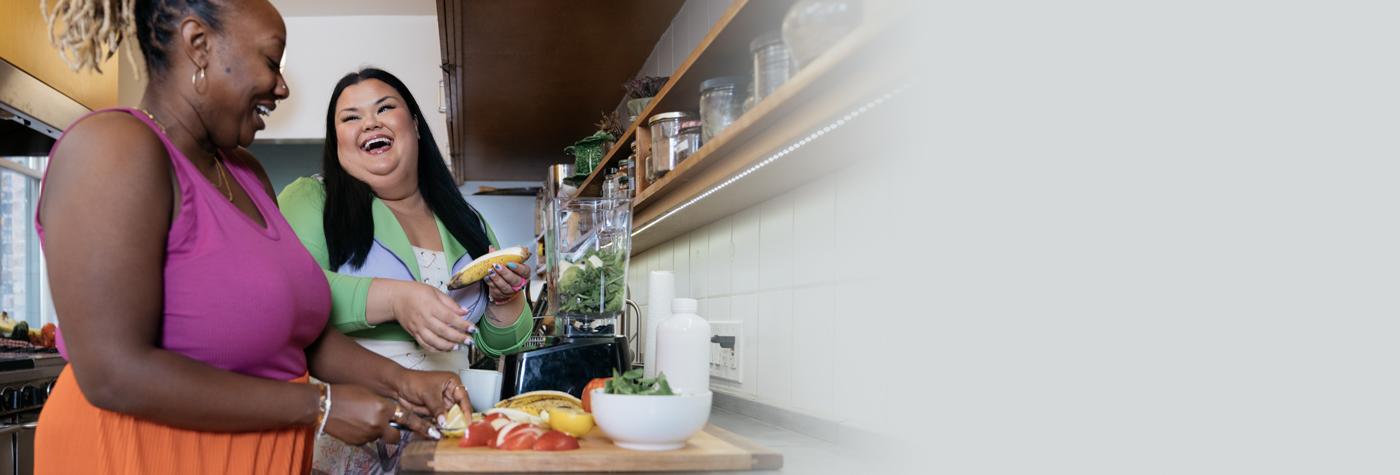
[204,0,288,147]
[333,79,420,198]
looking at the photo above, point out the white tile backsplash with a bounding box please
[622,0,886,424]
[731,206,762,294]
[793,177,837,287]
[707,217,733,297]
[689,229,709,298]
[790,286,836,417]
[756,289,793,404]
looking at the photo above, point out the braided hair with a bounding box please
[41,0,224,77]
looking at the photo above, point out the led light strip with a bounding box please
[632,85,909,237]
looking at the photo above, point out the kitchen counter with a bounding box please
[402,406,870,474]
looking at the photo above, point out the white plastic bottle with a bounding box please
[655,298,711,395]
[643,271,676,378]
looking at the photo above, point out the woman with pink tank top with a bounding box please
[33,1,468,473]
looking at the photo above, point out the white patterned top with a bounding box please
[411,245,451,292]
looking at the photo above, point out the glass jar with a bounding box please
[617,159,636,197]
[750,32,795,102]
[699,76,745,142]
[782,0,863,69]
[647,111,693,182]
[676,120,703,163]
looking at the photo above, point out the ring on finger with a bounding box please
[392,405,406,422]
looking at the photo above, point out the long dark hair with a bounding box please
[322,68,490,270]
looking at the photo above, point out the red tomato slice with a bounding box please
[459,420,497,448]
[500,427,544,451]
[533,430,581,451]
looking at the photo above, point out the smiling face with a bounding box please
[202,0,289,147]
[333,79,420,198]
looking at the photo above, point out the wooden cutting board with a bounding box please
[400,424,783,473]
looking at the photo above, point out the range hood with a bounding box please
[0,58,89,157]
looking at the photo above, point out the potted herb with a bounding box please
[623,76,669,121]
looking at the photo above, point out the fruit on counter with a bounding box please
[7,321,28,341]
[533,430,581,451]
[496,422,546,451]
[483,407,545,426]
[440,405,470,438]
[458,419,498,447]
[581,377,609,412]
[546,406,594,437]
[494,390,583,416]
[447,246,531,290]
[604,368,674,396]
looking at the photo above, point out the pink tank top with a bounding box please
[36,108,330,381]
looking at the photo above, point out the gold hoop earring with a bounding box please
[191,66,207,94]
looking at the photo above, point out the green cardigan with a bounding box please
[278,177,533,357]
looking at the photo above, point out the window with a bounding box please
[0,156,49,327]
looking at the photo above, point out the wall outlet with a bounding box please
[709,321,742,382]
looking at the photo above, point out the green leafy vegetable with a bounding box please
[604,368,675,396]
[557,247,626,315]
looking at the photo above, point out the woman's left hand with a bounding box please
[393,369,469,438]
[485,245,530,304]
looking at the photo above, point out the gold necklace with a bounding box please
[137,108,235,202]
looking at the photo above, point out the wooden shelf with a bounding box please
[628,15,911,252]
[566,0,912,254]
[574,0,797,198]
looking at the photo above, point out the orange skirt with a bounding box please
[35,367,315,475]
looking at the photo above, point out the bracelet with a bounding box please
[314,384,333,438]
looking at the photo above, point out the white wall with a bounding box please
[460,181,540,251]
[259,15,449,160]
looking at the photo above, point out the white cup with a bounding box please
[461,369,503,412]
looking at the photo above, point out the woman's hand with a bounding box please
[393,369,470,430]
[323,384,432,445]
[385,280,475,352]
[485,245,531,304]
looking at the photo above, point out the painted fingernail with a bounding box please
[507,263,519,269]
[451,344,460,351]
[468,326,478,334]
[437,415,448,427]
[429,427,442,440]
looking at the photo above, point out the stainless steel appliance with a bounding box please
[0,58,86,475]
[0,341,64,475]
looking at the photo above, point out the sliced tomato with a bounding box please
[582,377,609,413]
[459,420,497,448]
[532,430,581,451]
[500,427,545,451]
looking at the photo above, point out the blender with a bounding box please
[498,196,634,400]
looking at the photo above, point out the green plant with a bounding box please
[604,368,675,396]
[557,247,626,315]
[595,110,625,138]
[623,76,670,99]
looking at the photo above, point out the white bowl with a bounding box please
[590,390,712,451]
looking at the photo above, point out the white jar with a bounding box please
[643,271,676,378]
[655,298,711,395]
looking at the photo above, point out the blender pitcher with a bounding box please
[549,197,632,338]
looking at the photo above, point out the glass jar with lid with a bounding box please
[699,76,745,142]
[750,32,795,102]
[647,111,694,183]
[676,120,703,163]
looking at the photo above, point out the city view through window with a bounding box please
[1,156,47,326]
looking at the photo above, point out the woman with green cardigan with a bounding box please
[279,68,532,472]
